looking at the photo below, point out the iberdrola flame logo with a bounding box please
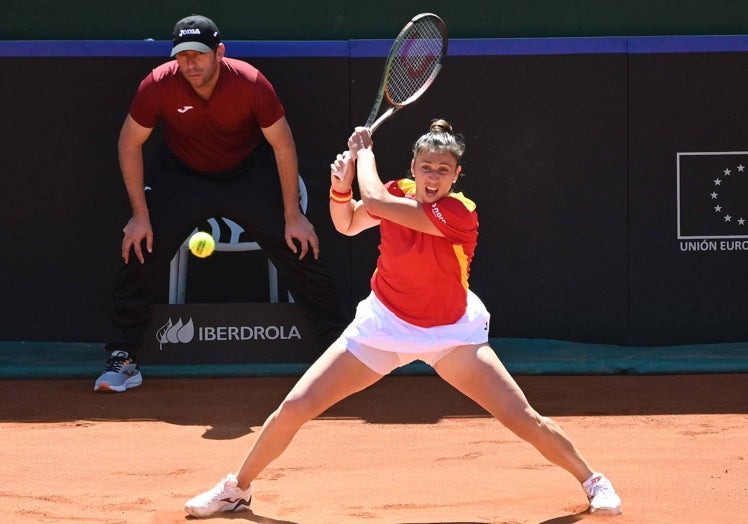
[156,318,195,350]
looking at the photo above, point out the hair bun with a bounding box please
[429,118,452,134]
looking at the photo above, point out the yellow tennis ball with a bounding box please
[188,231,215,258]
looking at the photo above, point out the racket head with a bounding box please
[380,13,448,112]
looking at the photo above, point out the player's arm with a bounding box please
[329,153,380,236]
[351,129,443,237]
[261,116,319,259]
[117,115,155,263]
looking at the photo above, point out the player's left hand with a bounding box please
[284,212,319,260]
[347,127,372,160]
[330,151,355,190]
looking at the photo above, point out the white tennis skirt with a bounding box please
[339,289,491,355]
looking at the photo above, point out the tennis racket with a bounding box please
[334,12,448,178]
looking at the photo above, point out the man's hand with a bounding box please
[122,215,153,264]
[284,212,319,260]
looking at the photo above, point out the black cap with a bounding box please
[171,15,220,57]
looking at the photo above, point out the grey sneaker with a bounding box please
[94,350,142,393]
[584,473,622,515]
[185,473,252,517]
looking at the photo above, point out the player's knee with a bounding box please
[275,395,316,428]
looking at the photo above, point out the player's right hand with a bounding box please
[122,215,153,264]
[347,127,373,159]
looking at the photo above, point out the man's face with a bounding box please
[174,46,223,90]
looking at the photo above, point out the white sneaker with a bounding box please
[94,350,142,393]
[185,473,252,518]
[583,473,622,515]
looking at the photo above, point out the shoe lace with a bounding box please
[204,478,235,502]
[104,354,129,373]
[586,478,613,500]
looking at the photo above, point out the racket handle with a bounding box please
[369,107,397,134]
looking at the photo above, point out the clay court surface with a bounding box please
[1,373,745,524]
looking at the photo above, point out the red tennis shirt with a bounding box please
[128,57,285,174]
[372,179,479,327]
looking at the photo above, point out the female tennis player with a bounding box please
[185,119,622,517]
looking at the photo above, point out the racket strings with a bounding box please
[386,21,445,105]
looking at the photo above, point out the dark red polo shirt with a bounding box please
[129,57,285,174]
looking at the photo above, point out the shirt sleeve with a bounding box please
[253,71,286,128]
[423,195,478,244]
[128,73,160,129]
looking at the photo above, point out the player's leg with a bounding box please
[238,342,383,484]
[185,342,384,517]
[434,343,593,478]
[432,343,622,514]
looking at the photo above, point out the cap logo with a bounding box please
[170,16,220,57]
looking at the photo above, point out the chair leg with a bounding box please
[168,253,179,304]
[176,245,189,304]
[267,260,278,303]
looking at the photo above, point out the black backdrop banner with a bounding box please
[1,36,747,351]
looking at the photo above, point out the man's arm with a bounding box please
[262,116,319,259]
[118,115,154,263]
